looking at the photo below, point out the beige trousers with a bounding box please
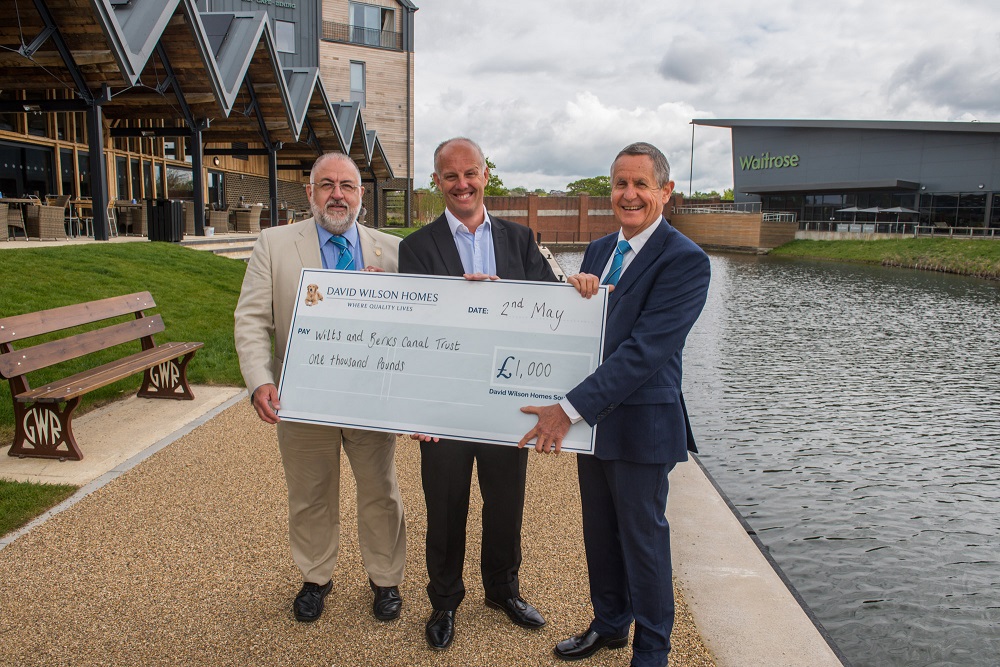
[276,420,406,586]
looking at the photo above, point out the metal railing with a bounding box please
[799,220,1000,238]
[321,21,402,50]
[761,212,797,223]
[675,202,762,214]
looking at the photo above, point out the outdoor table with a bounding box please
[69,198,94,237]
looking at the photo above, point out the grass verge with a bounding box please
[0,479,77,536]
[769,238,1000,279]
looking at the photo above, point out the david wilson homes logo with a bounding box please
[739,152,800,170]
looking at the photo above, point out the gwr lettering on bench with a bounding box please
[23,406,62,447]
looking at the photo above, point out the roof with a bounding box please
[0,0,394,178]
[692,119,1000,134]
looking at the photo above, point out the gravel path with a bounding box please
[0,400,715,667]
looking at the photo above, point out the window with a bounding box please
[26,109,47,138]
[350,2,393,47]
[0,90,18,132]
[116,155,129,200]
[207,170,225,207]
[350,61,366,107]
[166,166,194,199]
[131,158,141,200]
[78,151,90,198]
[60,148,75,197]
[275,20,295,53]
[143,161,154,200]
[154,163,165,197]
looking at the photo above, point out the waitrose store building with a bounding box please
[692,119,1000,232]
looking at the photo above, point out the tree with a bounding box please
[688,190,722,200]
[484,157,509,196]
[509,186,528,196]
[723,188,735,201]
[565,176,611,196]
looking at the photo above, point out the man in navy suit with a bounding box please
[400,137,557,651]
[519,142,711,667]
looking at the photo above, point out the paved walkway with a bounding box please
[0,390,717,667]
[0,386,849,667]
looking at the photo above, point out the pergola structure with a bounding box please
[0,0,394,239]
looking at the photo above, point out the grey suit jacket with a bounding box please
[234,218,400,393]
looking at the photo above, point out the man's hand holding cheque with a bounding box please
[517,271,603,454]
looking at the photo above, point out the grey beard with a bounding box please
[311,202,358,235]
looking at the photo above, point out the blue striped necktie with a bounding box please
[330,235,355,271]
[602,239,631,286]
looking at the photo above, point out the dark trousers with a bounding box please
[578,455,676,667]
[421,439,529,610]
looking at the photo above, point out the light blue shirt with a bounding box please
[445,206,496,275]
[316,222,363,270]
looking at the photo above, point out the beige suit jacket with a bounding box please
[234,218,400,394]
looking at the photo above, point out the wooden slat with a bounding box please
[0,292,155,344]
[0,315,165,378]
[17,341,203,402]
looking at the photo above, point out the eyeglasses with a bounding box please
[310,180,359,195]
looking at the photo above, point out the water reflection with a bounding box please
[554,250,1000,667]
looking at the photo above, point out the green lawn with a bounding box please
[0,479,77,536]
[1,243,248,536]
[380,225,420,238]
[770,238,1000,279]
[0,243,248,443]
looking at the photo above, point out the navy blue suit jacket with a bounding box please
[566,218,710,465]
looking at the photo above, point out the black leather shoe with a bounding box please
[425,609,455,650]
[369,579,402,621]
[485,595,546,629]
[553,629,629,661]
[293,580,333,622]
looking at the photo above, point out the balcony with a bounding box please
[321,21,402,50]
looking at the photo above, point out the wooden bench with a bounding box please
[0,292,203,461]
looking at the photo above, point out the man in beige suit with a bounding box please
[234,152,406,624]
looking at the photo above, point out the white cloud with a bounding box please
[413,0,1000,193]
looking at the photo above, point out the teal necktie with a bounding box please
[602,240,631,286]
[330,235,355,271]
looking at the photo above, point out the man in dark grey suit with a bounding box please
[519,142,711,667]
[399,137,556,651]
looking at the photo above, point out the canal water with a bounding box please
[553,250,1000,667]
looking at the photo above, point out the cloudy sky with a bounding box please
[412,0,1000,195]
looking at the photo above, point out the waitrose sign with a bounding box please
[739,152,799,170]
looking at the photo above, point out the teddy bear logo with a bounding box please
[304,284,324,306]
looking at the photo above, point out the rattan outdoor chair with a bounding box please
[235,205,262,233]
[25,204,68,240]
[5,204,25,239]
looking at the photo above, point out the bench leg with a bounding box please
[8,398,85,461]
[137,352,197,400]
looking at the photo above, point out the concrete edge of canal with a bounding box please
[669,454,853,667]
